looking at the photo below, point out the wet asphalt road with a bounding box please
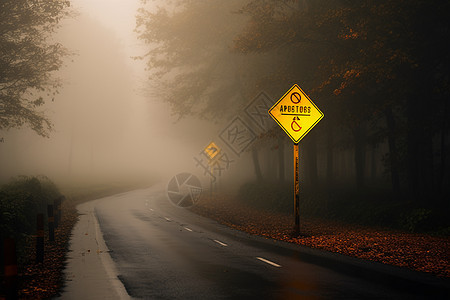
[94,186,449,299]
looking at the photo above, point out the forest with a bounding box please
[1,1,449,297]
[135,0,449,230]
[1,0,449,235]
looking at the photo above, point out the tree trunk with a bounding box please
[437,97,448,199]
[419,134,434,202]
[278,136,285,182]
[68,127,74,176]
[406,97,419,201]
[252,147,263,183]
[306,133,318,187]
[406,88,435,203]
[326,121,334,187]
[353,123,366,191]
[385,107,400,196]
[370,145,377,180]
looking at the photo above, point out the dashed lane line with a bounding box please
[144,206,282,270]
[256,257,281,268]
[213,239,228,247]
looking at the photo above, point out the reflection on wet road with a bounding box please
[94,186,449,299]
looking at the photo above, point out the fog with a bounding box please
[0,0,256,191]
[1,0,448,207]
[1,2,449,297]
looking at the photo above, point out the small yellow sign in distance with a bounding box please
[204,141,221,160]
[268,84,324,144]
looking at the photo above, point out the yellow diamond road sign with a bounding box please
[269,84,324,143]
[204,141,220,160]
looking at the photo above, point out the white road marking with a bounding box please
[92,206,130,299]
[213,239,228,247]
[256,257,281,268]
[184,227,193,232]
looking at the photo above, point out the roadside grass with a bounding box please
[237,181,450,235]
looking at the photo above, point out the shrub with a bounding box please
[0,176,61,266]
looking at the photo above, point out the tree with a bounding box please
[0,0,71,137]
[326,0,450,199]
[135,0,251,121]
[233,0,450,200]
[136,0,279,183]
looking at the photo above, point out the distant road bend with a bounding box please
[82,186,449,299]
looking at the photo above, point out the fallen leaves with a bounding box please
[13,192,448,299]
[191,195,450,278]
[17,201,79,299]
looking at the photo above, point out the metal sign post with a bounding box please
[204,141,220,202]
[293,143,300,233]
[268,84,324,234]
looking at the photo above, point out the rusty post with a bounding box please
[36,213,44,263]
[57,196,63,224]
[3,238,18,299]
[53,198,59,228]
[293,143,300,234]
[47,204,54,242]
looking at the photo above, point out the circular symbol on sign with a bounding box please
[291,117,302,132]
[167,173,202,208]
[290,92,301,104]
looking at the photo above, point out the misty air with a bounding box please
[1,0,449,299]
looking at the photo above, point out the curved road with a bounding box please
[64,186,449,299]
